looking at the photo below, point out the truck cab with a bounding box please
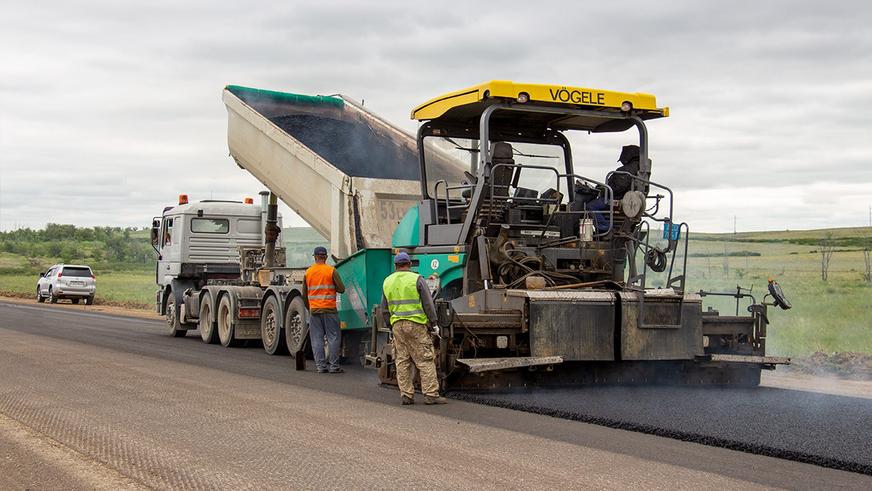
[151,194,280,333]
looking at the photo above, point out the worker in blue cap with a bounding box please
[380,252,446,405]
[302,246,345,373]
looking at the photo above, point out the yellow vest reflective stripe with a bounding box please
[383,271,428,325]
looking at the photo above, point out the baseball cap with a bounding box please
[313,246,328,256]
[394,252,412,264]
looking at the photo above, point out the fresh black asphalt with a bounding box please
[453,383,872,474]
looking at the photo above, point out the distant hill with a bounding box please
[692,227,871,247]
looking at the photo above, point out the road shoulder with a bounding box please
[0,294,159,321]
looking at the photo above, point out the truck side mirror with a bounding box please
[150,219,160,247]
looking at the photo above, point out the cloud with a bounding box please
[1,0,870,233]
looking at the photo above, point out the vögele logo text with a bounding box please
[549,87,605,105]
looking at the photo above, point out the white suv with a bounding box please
[37,264,96,305]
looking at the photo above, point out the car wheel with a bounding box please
[199,294,218,344]
[49,287,58,304]
[84,296,94,305]
[37,287,45,303]
[71,298,79,304]
[165,292,187,337]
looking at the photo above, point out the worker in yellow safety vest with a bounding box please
[302,246,345,373]
[380,252,446,405]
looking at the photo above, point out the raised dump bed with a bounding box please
[223,85,464,259]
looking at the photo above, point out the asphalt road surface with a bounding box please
[1,300,870,490]
[455,384,872,474]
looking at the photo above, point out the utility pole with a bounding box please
[866,206,871,284]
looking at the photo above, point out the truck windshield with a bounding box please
[62,267,92,277]
[192,218,230,234]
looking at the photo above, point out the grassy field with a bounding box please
[1,227,869,357]
[0,269,155,308]
[676,243,870,357]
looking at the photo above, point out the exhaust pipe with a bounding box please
[261,191,280,268]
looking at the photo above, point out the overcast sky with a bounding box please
[1,0,870,233]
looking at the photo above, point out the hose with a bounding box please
[646,248,668,273]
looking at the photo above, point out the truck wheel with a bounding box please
[284,296,308,361]
[49,287,58,304]
[217,295,238,347]
[37,287,45,303]
[85,296,94,305]
[261,295,288,355]
[199,294,218,344]
[72,299,79,304]
[165,293,187,337]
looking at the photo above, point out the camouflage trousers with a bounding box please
[391,319,439,398]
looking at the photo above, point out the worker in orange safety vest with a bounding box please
[302,246,345,373]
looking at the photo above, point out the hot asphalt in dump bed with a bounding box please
[270,114,420,180]
[452,382,872,475]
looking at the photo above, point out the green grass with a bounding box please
[0,252,31,270]
[647,230,872,357]
[0,270,155,308]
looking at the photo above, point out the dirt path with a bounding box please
[0,293,159,320]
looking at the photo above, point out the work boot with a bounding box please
[425,396,447,405]
[401,395,415,405]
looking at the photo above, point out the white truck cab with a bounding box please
[151,193,281,328]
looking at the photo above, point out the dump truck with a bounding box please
[157,82,791,389]
[151,86,457,361]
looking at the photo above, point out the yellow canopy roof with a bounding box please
[411,80,669,127]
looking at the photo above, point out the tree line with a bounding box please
[0,224,154,271]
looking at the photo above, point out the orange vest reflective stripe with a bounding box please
[305,263,337,310]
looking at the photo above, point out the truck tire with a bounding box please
[85,295,94,305]
[199,294,218,344]
[261,295,288,355]
[72,299,79,304]
[284,296,308,363]
[217,295,238,347]
[37,287,45,303]
[49,287,58,304]
[165,293,187,337]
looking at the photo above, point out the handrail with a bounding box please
[433,179,474,224]
[560,173,615,238]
